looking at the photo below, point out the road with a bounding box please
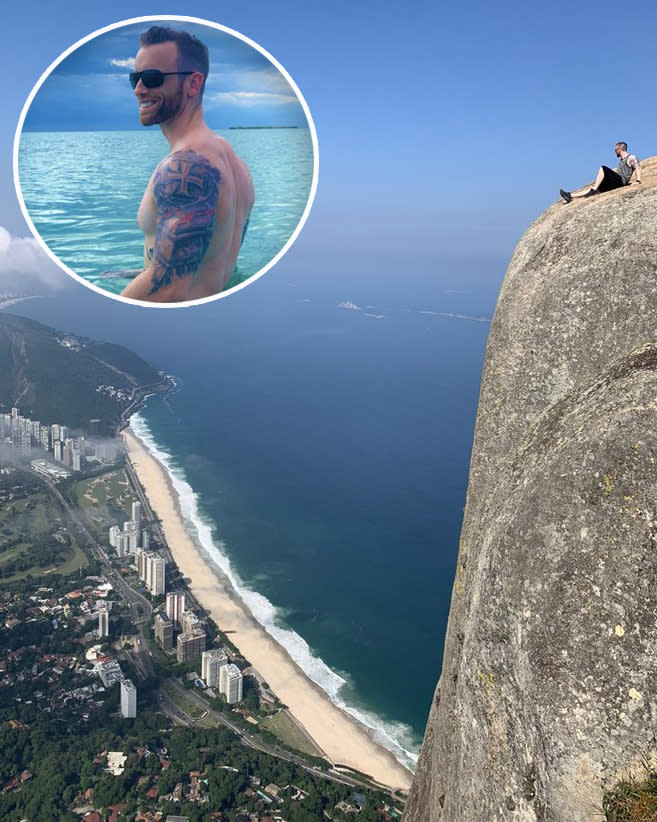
[27,466,156,679]
[26,467,406,802]
[159,677,401,796]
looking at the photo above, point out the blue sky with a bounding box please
[21,20,309,131]
[1,0,657,274]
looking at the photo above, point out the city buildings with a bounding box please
[154,613,173,651]
[123,520,140,554]
[147,555,166,596]
[111,516,151,559]
[109,525,120,548]
[96,658,124,688]
[181,610,204,635]
[98,607,109,638]
[220,663,244,704]
[135,549,166,596]
[0,406,116,471]
[0,406,119,470]
[166,591,185,627]
[120,679,137,718]
[176,630,206,663]
[201,648,228,686]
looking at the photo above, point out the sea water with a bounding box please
[17,128,314,293]
[13,261,498,771]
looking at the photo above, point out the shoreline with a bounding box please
[121,425,413,791]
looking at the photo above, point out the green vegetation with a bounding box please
[0,712,390,821]
[71,469,131,510]
[65,468,134,542]
[260,710,323,758]
[0,313,164,434]
[0,475,87,581]
[161,680,204,719]
[605,769,657,821]
[0,569,394,822]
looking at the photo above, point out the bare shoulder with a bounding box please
[204,134,251,176]
[211,136,254,201]
[153,150,221,205]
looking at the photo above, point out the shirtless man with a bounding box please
[121,26,254,303]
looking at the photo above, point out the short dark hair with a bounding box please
[140,26,209,97]
[615,141,628,151]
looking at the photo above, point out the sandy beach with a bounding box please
[122,426,412,790]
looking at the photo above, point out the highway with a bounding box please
[158,677,399,795]
[26,465,406,803]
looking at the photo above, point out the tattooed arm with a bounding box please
[121,150,221,302]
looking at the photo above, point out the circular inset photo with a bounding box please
[14,16,318,306]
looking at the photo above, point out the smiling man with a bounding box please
[122,26,254,303]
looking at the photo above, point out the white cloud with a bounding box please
[0,227,69,293]
[207,90,299,107]
[224,67,295,95]
[110,57,136,69]
[338,300,361,311]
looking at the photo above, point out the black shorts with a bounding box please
[599,166,625,193]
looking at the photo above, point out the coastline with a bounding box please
[122,425,413,791]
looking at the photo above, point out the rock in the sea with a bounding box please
[404,159,657,822]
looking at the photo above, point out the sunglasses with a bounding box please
[129,70,194,90]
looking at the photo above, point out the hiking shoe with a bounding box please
[559,189,572,203]
[584,188,599,197]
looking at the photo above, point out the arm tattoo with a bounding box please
[150,150,221,295]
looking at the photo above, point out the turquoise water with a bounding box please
[17,128,314,294]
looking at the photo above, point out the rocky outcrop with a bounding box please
[405,158,657,821]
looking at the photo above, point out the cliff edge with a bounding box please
[405,158,657,821]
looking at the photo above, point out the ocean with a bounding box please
[17,128,314,294]
[14,250,502,771]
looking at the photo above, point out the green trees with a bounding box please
[208,768,247,809]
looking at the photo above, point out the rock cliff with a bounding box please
[404,158,657,821]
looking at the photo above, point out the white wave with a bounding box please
[130,412,419,771]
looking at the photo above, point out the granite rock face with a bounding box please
[405,160,657,821]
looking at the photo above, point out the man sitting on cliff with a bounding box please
[560,142,641,203]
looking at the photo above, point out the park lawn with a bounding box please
[52,541,88,575]
[0,539,88,582]
[73,468,131,508]
[70,468,134,540]
[0,489,89,581]
[197,714,219,728]
[260,710,324,758]
[21,498,50,532]
[105,469,132,508]
[0,542,32,564]
[161,680,205,719]
[0,495,31,524]
[0,493,53,544]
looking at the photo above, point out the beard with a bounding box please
[140,84,185,127]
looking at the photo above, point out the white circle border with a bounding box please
[12,14,319,309]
